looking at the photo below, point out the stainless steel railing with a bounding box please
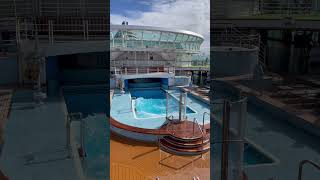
[260,1,313,15]
[212,0,315,18]
[67,112,86,158]
[16,18,108,44]
[202,112,209,131]
[193,117,205,144]
[0,1,107,18]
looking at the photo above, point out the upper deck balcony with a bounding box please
[0,0,107,18]
[110,25,204,54]
[213,0,320,29]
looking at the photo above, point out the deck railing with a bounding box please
[15,18,108,44]
[212,23,260,50]
[212,0,316,18]
[111,59,209,69]
[260,1,313,15]
[0,1,107,18]
[111,66,175,75]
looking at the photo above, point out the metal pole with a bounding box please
[166,92,168,118]
[66,115,70,150]
[80,115,85,157]
[193,118,195,136]
[235,98,247,180]
[221,100,230,180]
[83,20,86,40]
[184,93,187,119]
[179,92,182,121]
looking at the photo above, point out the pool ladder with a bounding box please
[66,112,86,158]
[131,97,136,112]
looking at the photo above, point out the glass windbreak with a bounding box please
[110,29,203,51]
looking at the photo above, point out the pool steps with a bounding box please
[159,135,210,155]
[159,120,210,156]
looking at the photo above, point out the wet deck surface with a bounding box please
[215,74,320,180]
[219,74,320,128]
[110,132,210,180]
[0,90,78,180]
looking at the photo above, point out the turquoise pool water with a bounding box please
[111,88,210,129]
[64,86,108,180]
[62,85,278,180]
[131,89,195,119]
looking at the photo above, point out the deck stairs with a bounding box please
[159,120,210,156]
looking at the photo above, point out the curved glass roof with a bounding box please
[110,25,204,53]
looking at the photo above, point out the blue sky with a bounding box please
[111,0,152,18]
[110,0,210,54]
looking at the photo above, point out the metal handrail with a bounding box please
[131,97,136,112]
[166,115,174,121]
[202,112,209,130]
[212,24,260,50]
[193,118,205,145]
[67,112,85,158]
[16,20,107,44]
[298,160,320,180]
[165,115,175,135]
[261,1,312,15]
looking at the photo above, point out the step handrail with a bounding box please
[298,160,320,180]
[193,118,205,145]
[202,112,209,131]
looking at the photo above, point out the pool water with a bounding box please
[131,89,195,118]
[64,87,109,180]
[111,88,209,129]
[62,85,278,180]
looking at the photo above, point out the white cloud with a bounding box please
[111,0,210,54]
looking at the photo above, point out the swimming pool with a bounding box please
[131,89,195,119]
[111,88,210,129]
[63,85,279,180]
[63,86,108,180]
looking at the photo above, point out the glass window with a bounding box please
[175,34,184,42]
[167,33,176,42]
[182,35,189,42]
[143,30,160,41]
[160,32,169,41]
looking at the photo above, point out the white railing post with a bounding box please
[86,20,89,40]
[48,20,51,43]
[83,20,86,40]
[25,19,28,40]
[16,19,20,44]
[49,20,54,44]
